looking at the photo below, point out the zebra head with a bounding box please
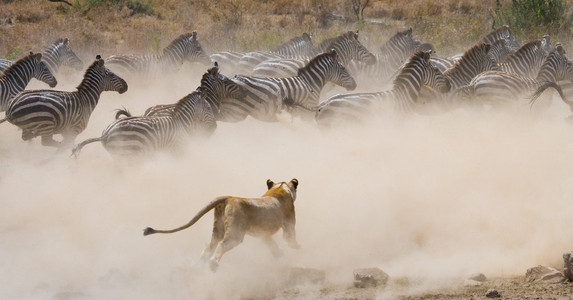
[30,53,58,88]
[394,51,451,96]
[380,27,423,62]
[49,38,84,71]
[541,35,553,53]
[319,31,376,66]
[200,62,246,115]
[91,55,128,94]
[170,31,211,66]
[320,49,357,91]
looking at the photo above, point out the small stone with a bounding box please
[486,288,501,298]
[525,265,564,283]
[353,267,389,288]
[564,252,573,282]
[467,273,487,282]
[464,279,483,287]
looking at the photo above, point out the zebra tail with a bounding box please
[70,137,103,159]
[530,81,569,108]
[115,107,132,119]
[143,197,229,236]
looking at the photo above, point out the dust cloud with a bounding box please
[1,67,573,299]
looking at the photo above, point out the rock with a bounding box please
[525,265,565,283]
[467,272,487,282]
[353,267,389,288]
[564,252,573,282]
[287,267,325,286]
[486,288,501,298]
[464,279,483,287]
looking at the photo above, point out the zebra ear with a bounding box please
[556,44,565,55]
[407,27,413,35]
[422,51,431,63]
[329,48,338,58]
[192,31,197,40]
[354,30,359,38]
[267,179,274,190]
[214,61,219,68]
[64,38,70,45]
[96,55,102,60]
[483,43,491,53]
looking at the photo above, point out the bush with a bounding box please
[73,0,154,16]
[492,0,573,36]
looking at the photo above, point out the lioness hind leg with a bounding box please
[209,229,245,272]
[262,236,283,258]
[201,206,225,262]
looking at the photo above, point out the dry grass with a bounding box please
[0,0,572,60]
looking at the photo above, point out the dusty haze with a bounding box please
[1,66,573,299]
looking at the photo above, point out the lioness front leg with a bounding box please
[262,236,283,258]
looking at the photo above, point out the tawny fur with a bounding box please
[143,178,300,271]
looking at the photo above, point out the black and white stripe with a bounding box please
[0,53,57,112]
[459,45,571,109]
[315,51,451,129]
[218,49,357,122]
[252,31,376,78]
[4,56,128,148]
[71,88,213,157]
[105,31,211,78]
[0,38,83,74]
[443,43,500,89]
[499,40,548,78]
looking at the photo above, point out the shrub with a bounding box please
[492,0,573,36]
[73,0,154,16]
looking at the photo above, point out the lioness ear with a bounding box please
[266,179,274,190]
[291,178,298,190]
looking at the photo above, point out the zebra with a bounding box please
[498,40,548,78]
[0,52,58,112]
[71,87,213,158]
[344,27,425,86]
[217,49,357,122]
[104,31,211,79]
[443,42,500,90]
[458,44,572,110]
[449,25,521,62]
[3,55,128,148]
[313,51,451,129]
[0,38,83,74]
[252,31,376,78]
[115,62,245,121]
[211,32,316,75]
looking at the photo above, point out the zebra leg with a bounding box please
[41,135,61,147]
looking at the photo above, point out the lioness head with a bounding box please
[266,178,298,200]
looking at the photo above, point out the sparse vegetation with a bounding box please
[0,0,572,60]
[492,0,573,38]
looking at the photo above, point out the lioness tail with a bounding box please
[143,197,229,236]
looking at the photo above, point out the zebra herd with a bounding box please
[1,26,572,158]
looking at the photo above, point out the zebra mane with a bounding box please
[392,51,428,86]
[273,32,314,52]
[504,40,542,61]
[445,43,491,73]
[52,38,69,47]
[75,57,104,89]
[162,32,199,54]
[0,52,41,76]
[380,27,420,54]
[317,31,358,52]
[296,51,334,77]
[481,25,511,43]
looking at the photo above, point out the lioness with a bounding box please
[143,178,300,271]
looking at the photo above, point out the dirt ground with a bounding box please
[273,276,573,299]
